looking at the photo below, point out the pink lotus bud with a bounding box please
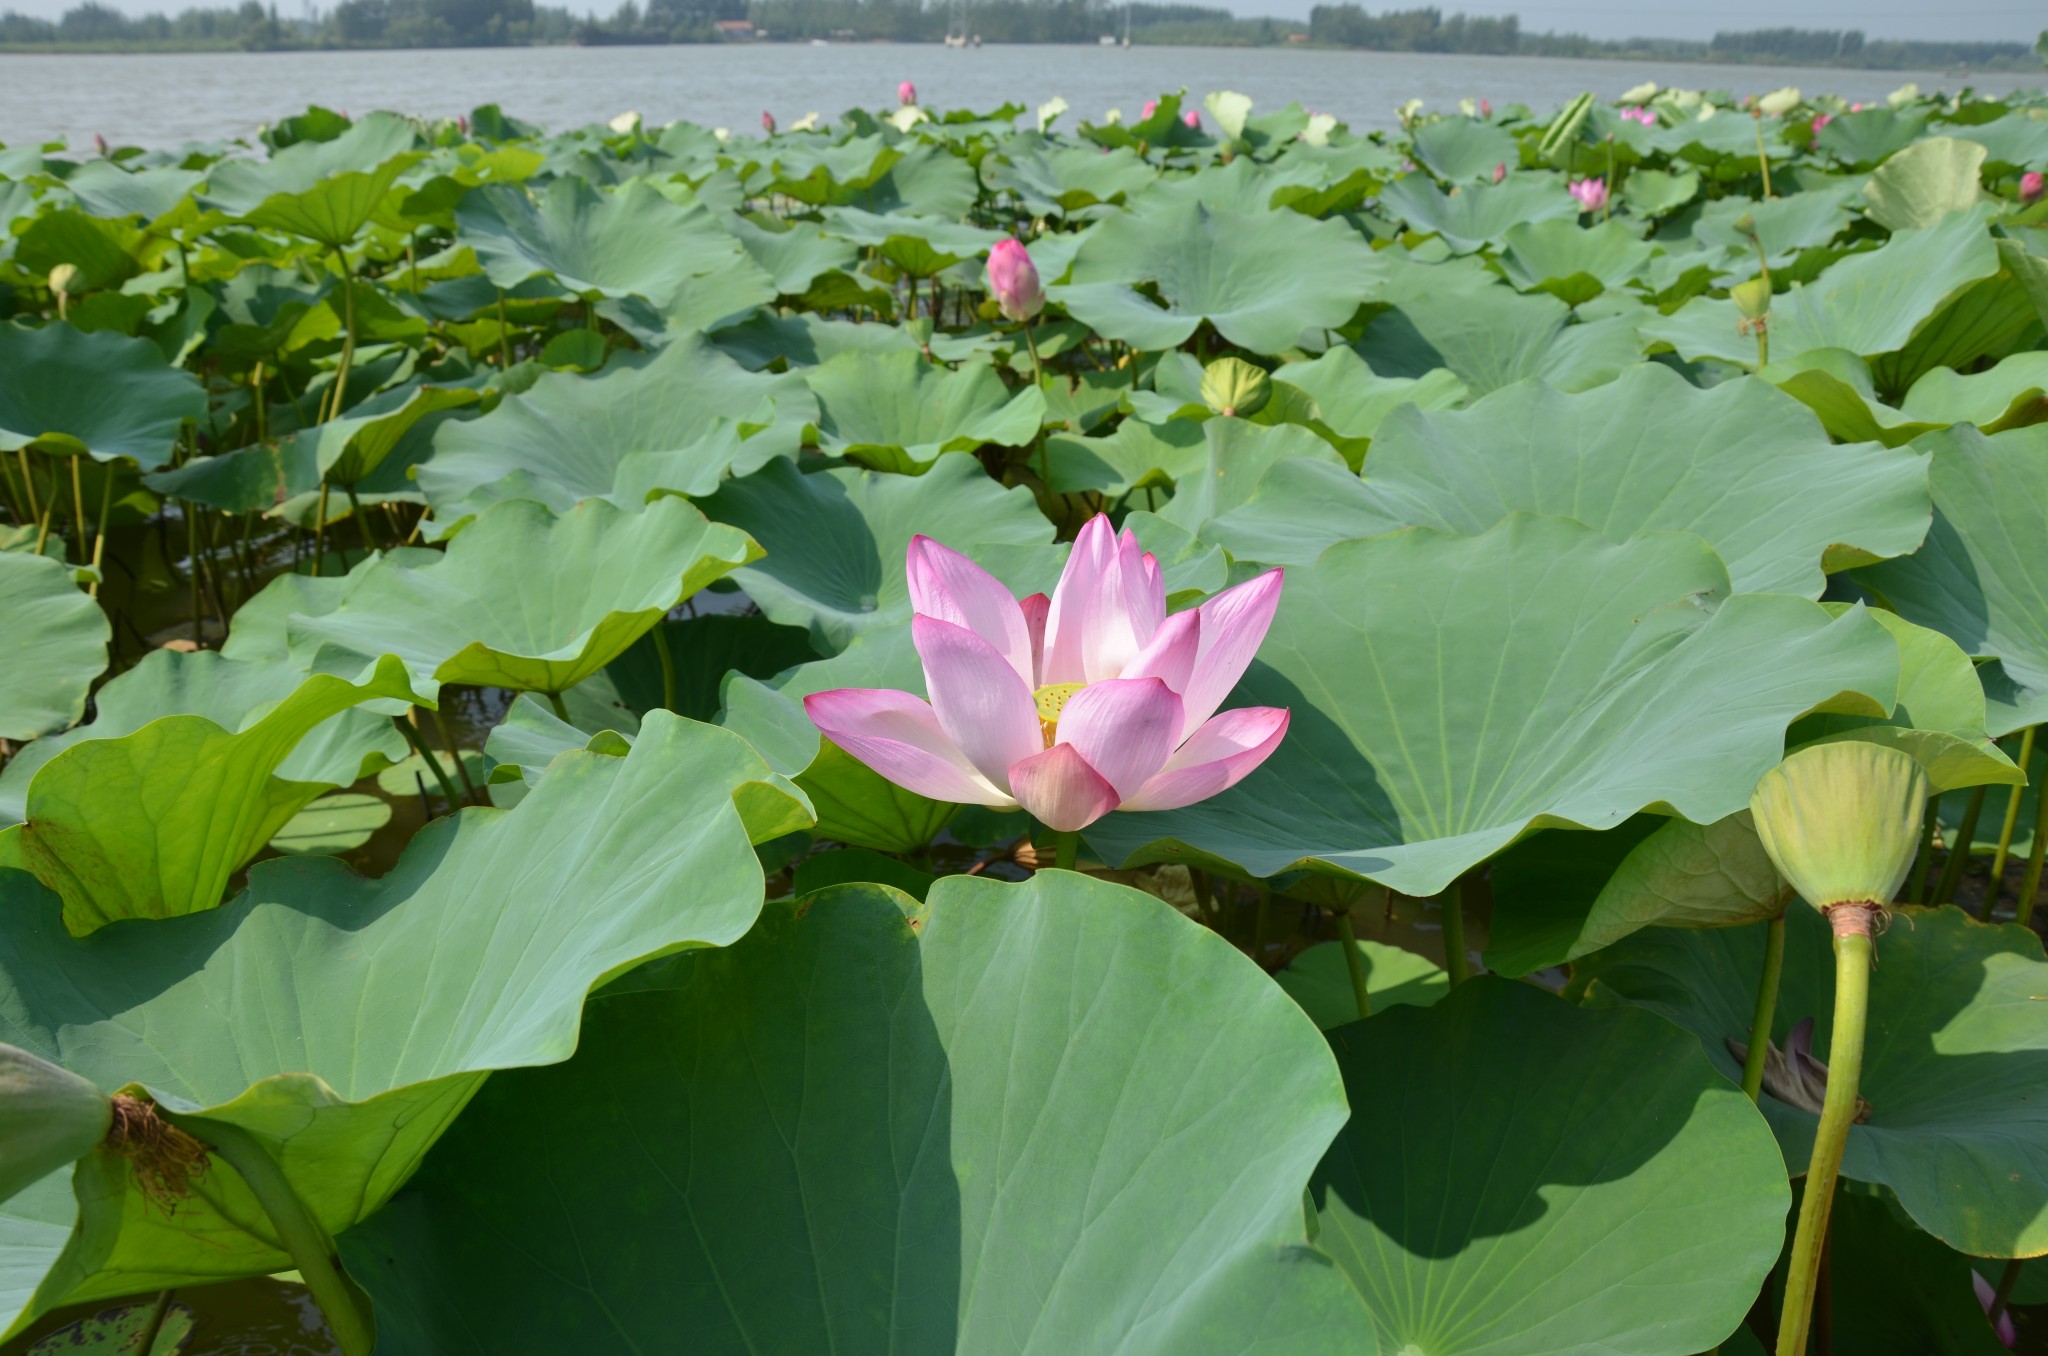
[1141,99,1158,120]
[898,80,917,107]
[1811,112,1833,132]
[1183,109,1200,129]
[1567,176,1608,213]
[93,132,108,157]
[1480,98,1492,117]
[457,114,470,136]
[1492,162,1507,184]
[762,110,776,134]
[2023,171,2046,204]
[1850,101,1867,112]
[1973,1270,2017,1349]
[986,238,1044,323]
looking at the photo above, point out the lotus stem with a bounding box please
[1934,785,1987,906]
[1987,1256,2023,1325]
[1023,320,1049,487]
[2017,769,2048,929]
[1335,909,1372,1022]
[393,712,463,810]
[16,448,41,529]
[1989,727,2035,907]
[1440,880,1472,985]
[1754,115,1773,198]
[495,287,513,369]
[652,622,678,712]
[323,247,358,424]
[311,482,331,578]
[430,705,481,805]
[87,463,114,600]
[546,690,571,723]
[1740,911,1788,1102]
[1775,904,1874,1356]
[168,1115,375,1356]
[1907,797,1937,904]
[68,455,87,566]
[1052,829,1079,871]
[133,1290,175,1356]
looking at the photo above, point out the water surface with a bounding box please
[0,43,2019,149]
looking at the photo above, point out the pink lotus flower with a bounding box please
[1492,162,1507,183]
[1811,112,1833,131]
[1142,99,1159,120]
[1568,176,1608,213]
[1183,109,1200,128]
[1850,102,1868,112]
[1622,106,1656,126]
[986,238,1044,322]
[1480,98,1492,117]
[2024,171,2046,204]
[1974,1270,2017,1349]
[762,110,776,134]
[898,80,917,107]
[805,518,1290,832]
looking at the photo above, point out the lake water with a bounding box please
[0,43,2025,150]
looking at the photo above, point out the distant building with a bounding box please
[715,19,755,36]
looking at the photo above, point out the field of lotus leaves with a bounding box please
[2,77,2048,1355]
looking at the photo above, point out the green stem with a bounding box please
[1023,320,1049,487]
[1440,880,1472,985]
[1740,912,1787,1102]
[1990,727,2035,897]
[87,463,114,600]
[15,448,41,529]
[324,248,358,424]
[132,1290,175,1355]
[546,690,571,723]
[68,455,87,566]
[2018,767,2048,929]
[1052,829,1079,871]
[430,705,481,805]
[311,481,331,578]
[1934,785,1987,907]
[1335,909,1372,1022]
[1775,907,1873,1356]
[495,287,513,369]
[393,713,463,809]
[1987,1256,2023,1325]
[652,621,678,712]
[168,1116,375,1356]
[344,483,375,560]
[1754,114,1773,198]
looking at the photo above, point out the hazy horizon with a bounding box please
[0,0,2039,46]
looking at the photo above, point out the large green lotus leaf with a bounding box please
[60,160,206,226]
[1407,116,1517,182]
[1044,413,1210,498]
[416,334,812,521]
[1351,258,1642,397]
[1899,350,2048,432]
[288,496,758,699]
[1583,904,2048,1257]
[1276,937,1447,1030]
[1500,217,1655,303]
[0,648,406,829]
[11,210,145,294]
[0,713,805,1336]
[1051,200,1385,354]
[803,349,1046,473]
[0,325,205,469]
[698,453,1059,655]
[821,205,1002,276]
[0,656,421,934]
[1375,174,1579,253]
[1271,346,1467,465]
[981,138,1157,215]
[1483,814,1665,978]
[1693,188,1857,268]
[295,381,481,487]
[1953,112,2048,174]
[1084,516,1900,895]
[1312,978,1789,1356]
[1816,106,1932,170]
[1857,423,2048,735]
[1156,418,1349,535]
[1197,457,1396,566]
[455,178,745,301]
[0,553,106,741]
[200,113,420,246]
[1863,138,1988,233]
[1641,208,2003,370]
[342,872,1376,1355]
[1353,365,1930,596]
[728,215,861,294]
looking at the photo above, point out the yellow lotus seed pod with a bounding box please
[47,263,78,296]
[1749,740,1928,913]
[1200,357,1270,419]
[0,1043,110,1206]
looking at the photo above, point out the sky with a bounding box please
[1,0,2041,44]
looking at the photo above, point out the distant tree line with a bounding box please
[1307,4,2037,70]
[0,0,2034,64]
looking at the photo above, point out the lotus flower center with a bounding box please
[1033,682,1086,747]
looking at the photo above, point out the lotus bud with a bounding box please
[1725,1018,1872,1122]
[457,113,469,137]
[2023,171,2045,204]
[898,80,917,108]
[92,132,109,157]
[1757,86,1802,117]
[762,110,776,135]
[1811,112,1833,132]
[608,110,641,134]
[1567,176,1608,213]
[0,1044,111,1206]
[1183,109,1200,129]
[1620,80,1659,104]
[1492,162,1506,183]
[1733,211,1757,237]
[1200,357,1270,419]
[1732,278,1772,322]
[1141,99,1159,121]
[47,263,78,299]
[1749,740,1928,924]
[1480,98,1492,117]
[986,238,1044,322]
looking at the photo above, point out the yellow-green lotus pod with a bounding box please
[1757,86,1803,117]
[1749,741,1928,912]
[46,262,78,297]
[0,1043,110,1205]
[1732,278,1773,322]
[1201,357,1271,419]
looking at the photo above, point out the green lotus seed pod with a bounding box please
[1732,278,1773,321]
[1732,212,1757,237]
[1749,740,1928,913]
[46,263,78,296]
[1200,357,1270,419]
[0,1043,110,1206]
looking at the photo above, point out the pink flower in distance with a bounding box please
[1973,1270,2017,1349]
[805,517,1290,832]
[986,238,1044,322]
[1480,98,1492,117]
[1142,99,1159,120]
[1183,108,1201,128]
[1568,176,1608,212]
[898,80,917,107]
[2023,170,2046,204]
[1622,106,1656,126]
[762,110,776,134]
[1810,112,1833,132]
[1492,162,1507,183]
